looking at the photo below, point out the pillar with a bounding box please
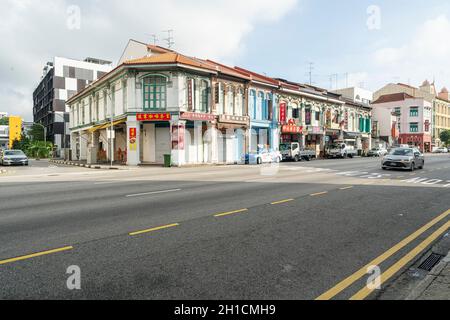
[171,119,186,167]
[127,116,141,166]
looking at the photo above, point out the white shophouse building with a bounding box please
[67,52,253,166]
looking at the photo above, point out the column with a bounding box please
[87,131,100,165]
[211,123,219,164]
[171,119,186,167]
[127,115,141,166]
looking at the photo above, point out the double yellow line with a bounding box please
[316,209,450,300]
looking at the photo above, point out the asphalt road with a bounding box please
[0,155,449,300]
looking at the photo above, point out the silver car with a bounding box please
[0,150,29,166]
[382,148,424,171]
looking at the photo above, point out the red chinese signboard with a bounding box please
[137,113,171,121]
[279,102,287,123]
[282,124,303,134]
[187,80,194,110]
[129,128,137,151]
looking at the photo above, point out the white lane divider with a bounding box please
[126,189,182,198]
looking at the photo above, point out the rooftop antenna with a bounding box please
[307,62,314,85]
[162,29,175,49]
[151,34,158,45]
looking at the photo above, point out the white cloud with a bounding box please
[0,0,298,120]
[373,14,450,89]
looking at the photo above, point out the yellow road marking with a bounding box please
[310,191,328,197]
[214,209,248,218]
[0,246,73,266]
[340,186,354,190]
[316,208,450,300]
[350,220,450,300]
[129,223,179,236]
[271,199,295,205]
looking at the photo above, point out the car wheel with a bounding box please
[294,155,300,162]
[382,167,387,170]
[410,162,415,171]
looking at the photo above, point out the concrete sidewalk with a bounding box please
[407,251,450,300]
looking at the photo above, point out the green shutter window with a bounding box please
[365,119,371,133]
[410,123,419,133]
[410,107,419,117]
[143,75,167,110]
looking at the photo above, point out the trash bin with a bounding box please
[164,154,172,167]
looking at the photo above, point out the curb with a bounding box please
[49,159,124,171]
[406,251,450,300]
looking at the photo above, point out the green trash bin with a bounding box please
[164,154,172,167]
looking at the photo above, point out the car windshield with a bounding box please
[389,149,413,156]
[4,150,25,156]
[280,144,291,151]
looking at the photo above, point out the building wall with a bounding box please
[34,57,112,156]
[8,116,22,148]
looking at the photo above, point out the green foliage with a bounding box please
[10,134,53,159]
[440,130,450,146]
[27,141,53,159]
[0,117,8,125]
[29,124,45,141]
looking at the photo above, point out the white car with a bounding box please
[368,148,388,157]
[433,147,448,153]
[243,148,282,165]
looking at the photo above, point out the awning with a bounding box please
[88,118,127,133]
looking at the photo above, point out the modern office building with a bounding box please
[33,57,113,157]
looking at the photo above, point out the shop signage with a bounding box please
[187,79,194,110]
[129,128,137,151]
[172,124,185,150]
[180,112,216,122]
[279,102,287,123]
[218,115,249,125]
[282,124,303,134]
[137,113,171,121]
[307,126,324,135]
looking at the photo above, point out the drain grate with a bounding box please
[418,253,444,271]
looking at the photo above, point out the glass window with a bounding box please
[410,107,419,117]
[410,122,419,133]
[199,80,209,112]
[143,75,167,110]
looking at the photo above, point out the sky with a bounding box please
[3,0,450,121]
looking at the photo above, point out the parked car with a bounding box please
[280,142,316,162]
[243,148,282,165]
[0,149,29,166]
[382,148,424,171]
[327,143,357,159]
[432,147,449,153]
[368,147,388,157]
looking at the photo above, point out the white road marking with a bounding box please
[126,189,181,198]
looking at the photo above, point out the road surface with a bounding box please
[0,155,449,299]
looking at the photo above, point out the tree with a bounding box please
[0,117,8,125]
[29,124,45,141]
[440,130,450,146]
